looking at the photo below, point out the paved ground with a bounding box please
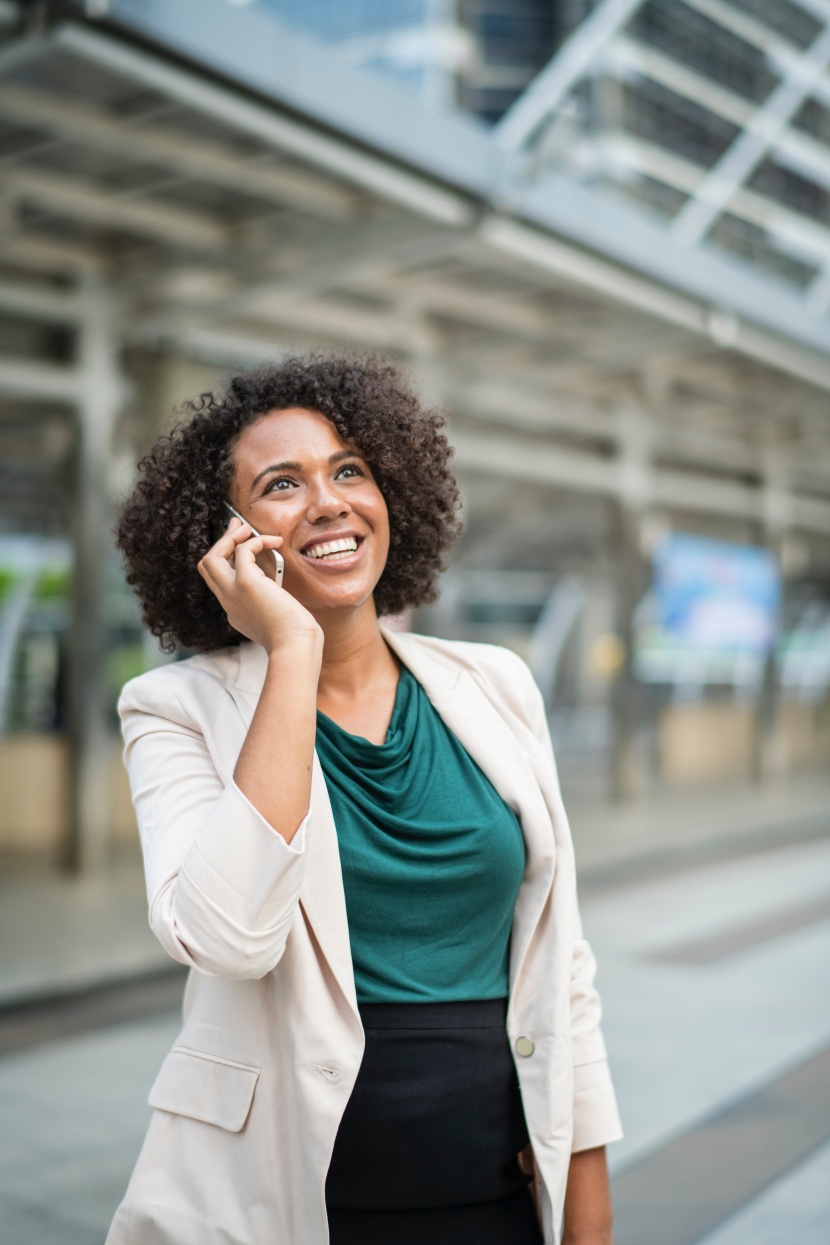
[1,777,828,1243]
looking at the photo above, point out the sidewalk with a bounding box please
[0,772,828,1008]
[566,771,830,880]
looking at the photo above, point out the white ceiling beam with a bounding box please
[0,232,103,274]
[0,33,49,77]
[612,36,830,201]
[191,219,465,325]
[6,168,229,251]
[478,214,707,333]
[610,37,752,130]
[684,0,830,114]
[494,0,647,150]
[451,426,620,494]
[477,214,830,392]
[363,273,555,338]
[457,379,771,472]
[223,297,435,353]
[157,328,291,368]
[0,358,83,403]
[806,266,830,310]
[600,132,830,267]
[0,279,83,322]
[0,83,360,220]
[672,22,830,245]
[56,24,473,228]
[451,426,830,532]
[452,381,617,439]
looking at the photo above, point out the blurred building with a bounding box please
[2,0,830,870]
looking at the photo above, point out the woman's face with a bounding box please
[230,406,390,617]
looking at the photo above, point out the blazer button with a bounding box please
[515,1036,535,1057]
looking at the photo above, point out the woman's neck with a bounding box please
[315,601,398,703]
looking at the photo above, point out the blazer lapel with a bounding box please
[228,642,357,1012]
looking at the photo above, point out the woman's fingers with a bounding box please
[199,525,283,597]
[233,534,283,583]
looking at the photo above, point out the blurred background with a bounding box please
[1,0,829,1242]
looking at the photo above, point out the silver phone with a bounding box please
[224,502,284,586]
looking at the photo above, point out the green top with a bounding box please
[315,663,526,1004]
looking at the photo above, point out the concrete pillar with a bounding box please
[65,281,125,873]
[753,449,791,783]
[610,504,650,801]
[610,406,652,802]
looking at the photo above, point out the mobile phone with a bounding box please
[224,502,284,586]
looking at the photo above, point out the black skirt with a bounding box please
[326,998,543,1245]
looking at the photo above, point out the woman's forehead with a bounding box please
[234,407,354,464]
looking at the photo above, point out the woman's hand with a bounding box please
[198,518,322,654]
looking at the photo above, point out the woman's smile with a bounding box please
[299,530,366,567]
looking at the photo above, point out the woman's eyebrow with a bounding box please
[329,449,363,465]
[251,461,301,489]
[250,450,362,491]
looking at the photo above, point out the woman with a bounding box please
[109,353,622,1245]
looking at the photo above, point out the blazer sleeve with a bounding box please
[514,654,624,1153]
[119,670,309,980]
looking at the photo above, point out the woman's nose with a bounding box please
[306,479,352,523]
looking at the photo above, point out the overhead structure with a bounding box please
[497,0,830,318]
[2,0,830,853]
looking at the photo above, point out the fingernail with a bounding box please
[228,516,241,528]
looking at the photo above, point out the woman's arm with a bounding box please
[233,637,321,843]
[198,519,324,842]
[563,1147,614,1245]
[120,679,312,979]
[119,520,325,978]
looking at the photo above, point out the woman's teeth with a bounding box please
[303,538,359,560]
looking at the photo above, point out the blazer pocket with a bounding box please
[148,1046,261,1133]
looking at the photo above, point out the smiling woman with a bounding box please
[116,353,461,653]
[109,351,622,1245]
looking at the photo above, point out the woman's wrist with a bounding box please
[265,629,324,663]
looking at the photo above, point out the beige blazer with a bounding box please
[107,628,622,1245]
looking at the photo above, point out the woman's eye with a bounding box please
[336,462,364,479]
[265,476,296,493]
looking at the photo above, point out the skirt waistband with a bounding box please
[357,997,508,1030]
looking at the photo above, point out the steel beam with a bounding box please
[685,0,830,115]
[611,35,830,198]
[494,0,646,150]
[56,24,473,227]
[7,167,228,251]
[673,22,830,245]
[599,132,830,267]
[0,278,83,321]
[192,218,465,325]
[0,33,49,78]
[0,83,360,220]
[450,426,830,533]
[0,233,102,274]
[477,215,830,392]
[0,358,83,402]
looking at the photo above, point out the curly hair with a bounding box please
[116,352,462,653]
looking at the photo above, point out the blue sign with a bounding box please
[653,534,780,656]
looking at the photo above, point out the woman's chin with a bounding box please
[294,583,379,620]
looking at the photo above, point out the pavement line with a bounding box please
[611,1042,830,1245]
[0,968,186,1057]
[578,812,829,894]
[654,895,830,965]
